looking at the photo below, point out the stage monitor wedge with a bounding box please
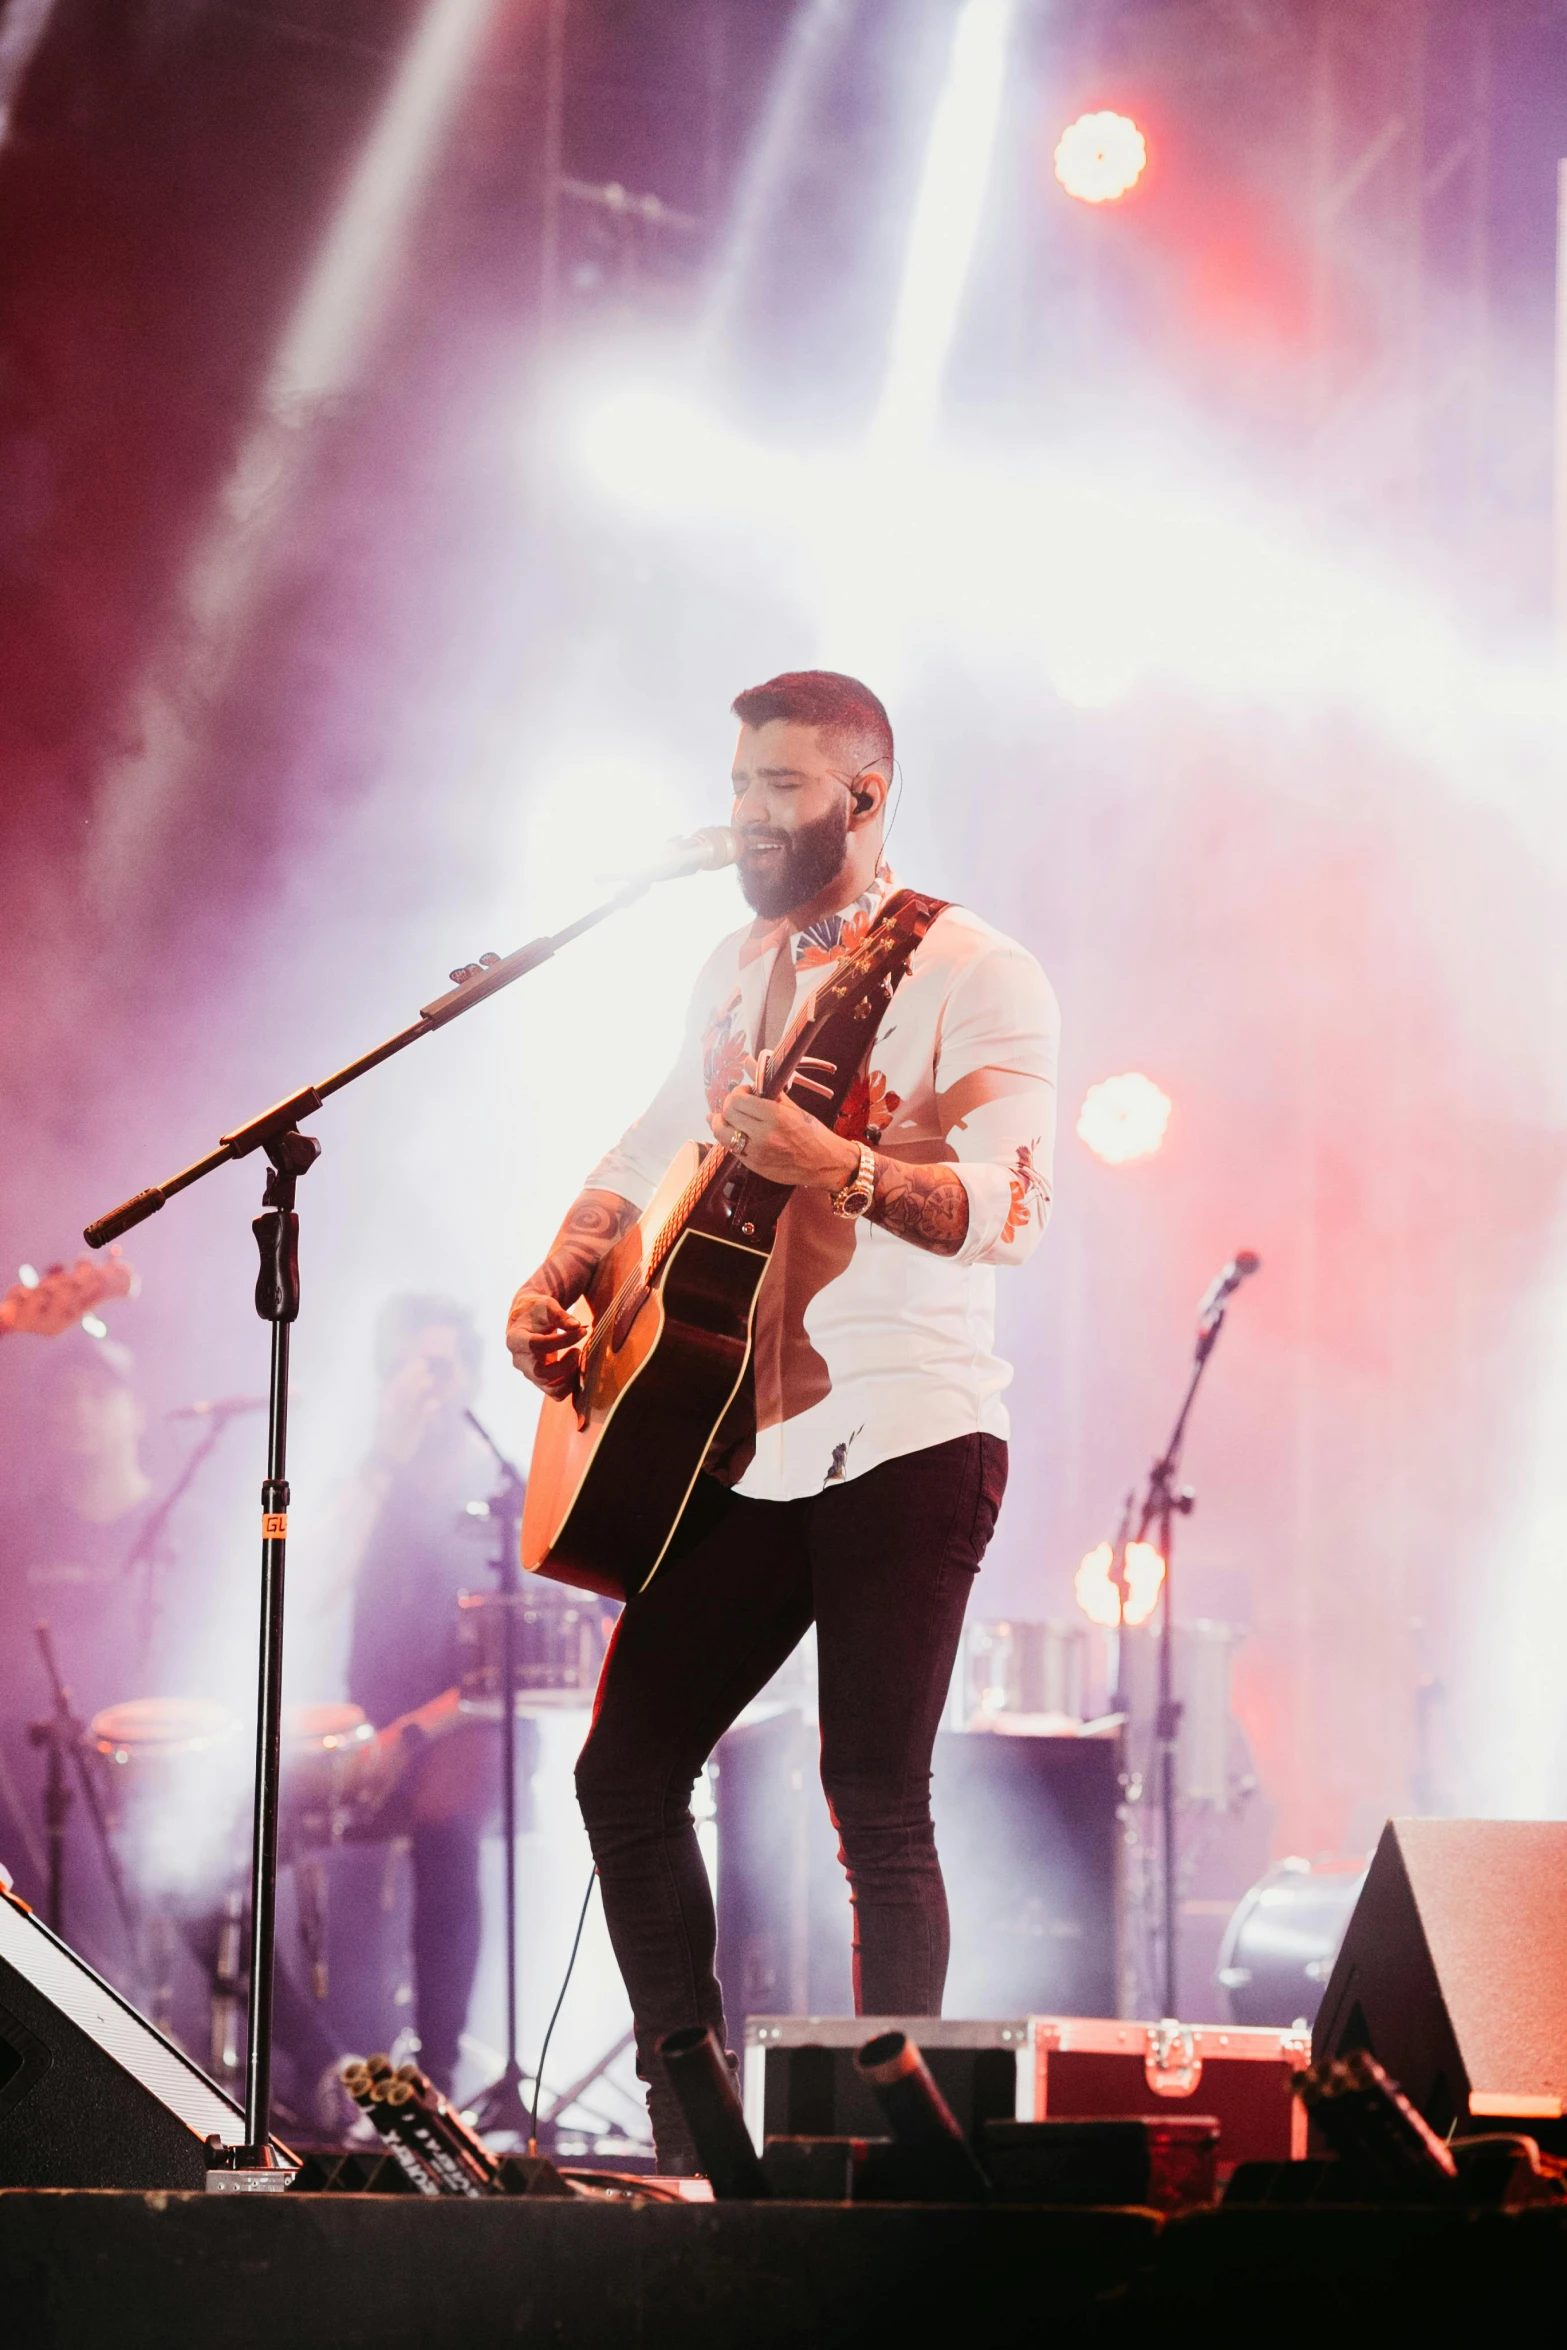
[1312,1818,1567,2137]
[0,1885,248,2187]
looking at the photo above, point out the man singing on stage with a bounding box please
[506,670,1059,2171]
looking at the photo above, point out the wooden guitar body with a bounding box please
[520,1143,770,1599]
[520,890,948,1604]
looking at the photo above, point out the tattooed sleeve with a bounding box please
[867,1159,970,1258]
[525,1189,639,1304]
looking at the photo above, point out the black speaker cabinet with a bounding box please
[1313,1818,1567,2142]
[0,1887,246,2186]
[714,1713,1120,2024]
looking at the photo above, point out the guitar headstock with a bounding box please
[0,1248,138,1339]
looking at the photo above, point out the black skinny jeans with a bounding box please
[574,1430,1007,2170]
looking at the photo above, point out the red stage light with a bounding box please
[1076,1072,1171,1165]
[1053,110,1147,205]
[1074,1538,1165,1629]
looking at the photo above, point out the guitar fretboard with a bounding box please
[574,895,937,1392]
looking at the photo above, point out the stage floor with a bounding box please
[5,2189,1566,2347]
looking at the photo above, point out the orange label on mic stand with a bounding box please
[261,1512,288,1539]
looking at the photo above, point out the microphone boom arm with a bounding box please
[77,827,733,2163]
[84,856,711,1248]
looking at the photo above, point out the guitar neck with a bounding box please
[654,894,942,1271]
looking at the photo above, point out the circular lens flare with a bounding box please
[1077,1072,1172,1165]
[1054,110,1147,205]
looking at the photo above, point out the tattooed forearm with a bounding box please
[526,1190,638,1304]
[868,1159,970,1258]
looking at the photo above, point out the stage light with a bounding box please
[1122,1540,1166,1626]
[1053,110,1147,205]
[1074,1538,1165,1629]
[1074,1541,1121,1628]
[1076,1072,1172,1165]
[874,0,1015,453]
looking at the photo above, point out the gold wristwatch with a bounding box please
[830,1143,878,1221]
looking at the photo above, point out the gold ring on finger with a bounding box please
[729,1126,749,1155]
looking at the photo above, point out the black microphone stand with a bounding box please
[28,1620,140,1960]
[1130,1295,1240,2022]
[460,1407,531,2139]
[121,1407,246,1683]
[81,865,685,2168]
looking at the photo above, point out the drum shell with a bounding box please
[89,1698,237,1833]
[1117,1621,1237,1807]
[87,1698,244,1893]
[963,1621,1087,1723]
[280,1703,375,1850]
[1217,1858,1367,2029]
[457,1588,609,1711]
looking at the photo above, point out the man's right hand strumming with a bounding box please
[506,1187,639,1398]
[506,1290,590,1398]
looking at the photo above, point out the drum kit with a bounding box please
[59,1581,611,2103]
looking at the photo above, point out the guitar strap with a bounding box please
[769,886,947,1070]
[777,885,950,1107]
[696,887,950,1249]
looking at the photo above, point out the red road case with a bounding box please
[1029,2019,1310,2171]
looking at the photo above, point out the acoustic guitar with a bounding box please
[520,891,946,1601]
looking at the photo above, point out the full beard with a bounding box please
[738,799,851,920]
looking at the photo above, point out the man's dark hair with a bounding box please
[732,670,894,778]
[375,1292,483,1382]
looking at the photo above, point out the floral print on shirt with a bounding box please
[793,861,895,971]
[835,1066,902,1147]
[702,991,749,1117]
[1000,1138,1048,1245]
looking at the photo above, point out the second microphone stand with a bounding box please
[1128,1299,1238,2021]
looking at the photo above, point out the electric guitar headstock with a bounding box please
[0,1248,138,1339]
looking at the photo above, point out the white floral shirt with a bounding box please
[584,866,1060,1501]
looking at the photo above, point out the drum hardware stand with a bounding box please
[28,1620,140,1958]
[211,1884,246,2083]
[81,854,707,2166]
[533,2022,640,2152]
[122,1402,251,1682]
[461,1408,531,2139]
[1125,1255,1258,2021]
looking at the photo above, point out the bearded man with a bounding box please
[506,669,1058,2171]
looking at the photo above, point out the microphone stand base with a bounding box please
[467,2059,533,2141]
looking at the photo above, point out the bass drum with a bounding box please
[1216,1856,1366,2029]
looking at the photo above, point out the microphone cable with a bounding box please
[881,756,907,856]
[527,1864,599,2158]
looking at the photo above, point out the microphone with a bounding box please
[1196,1251,1261,1336]
[167,1396,267,1420]
[640,826,738,884]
